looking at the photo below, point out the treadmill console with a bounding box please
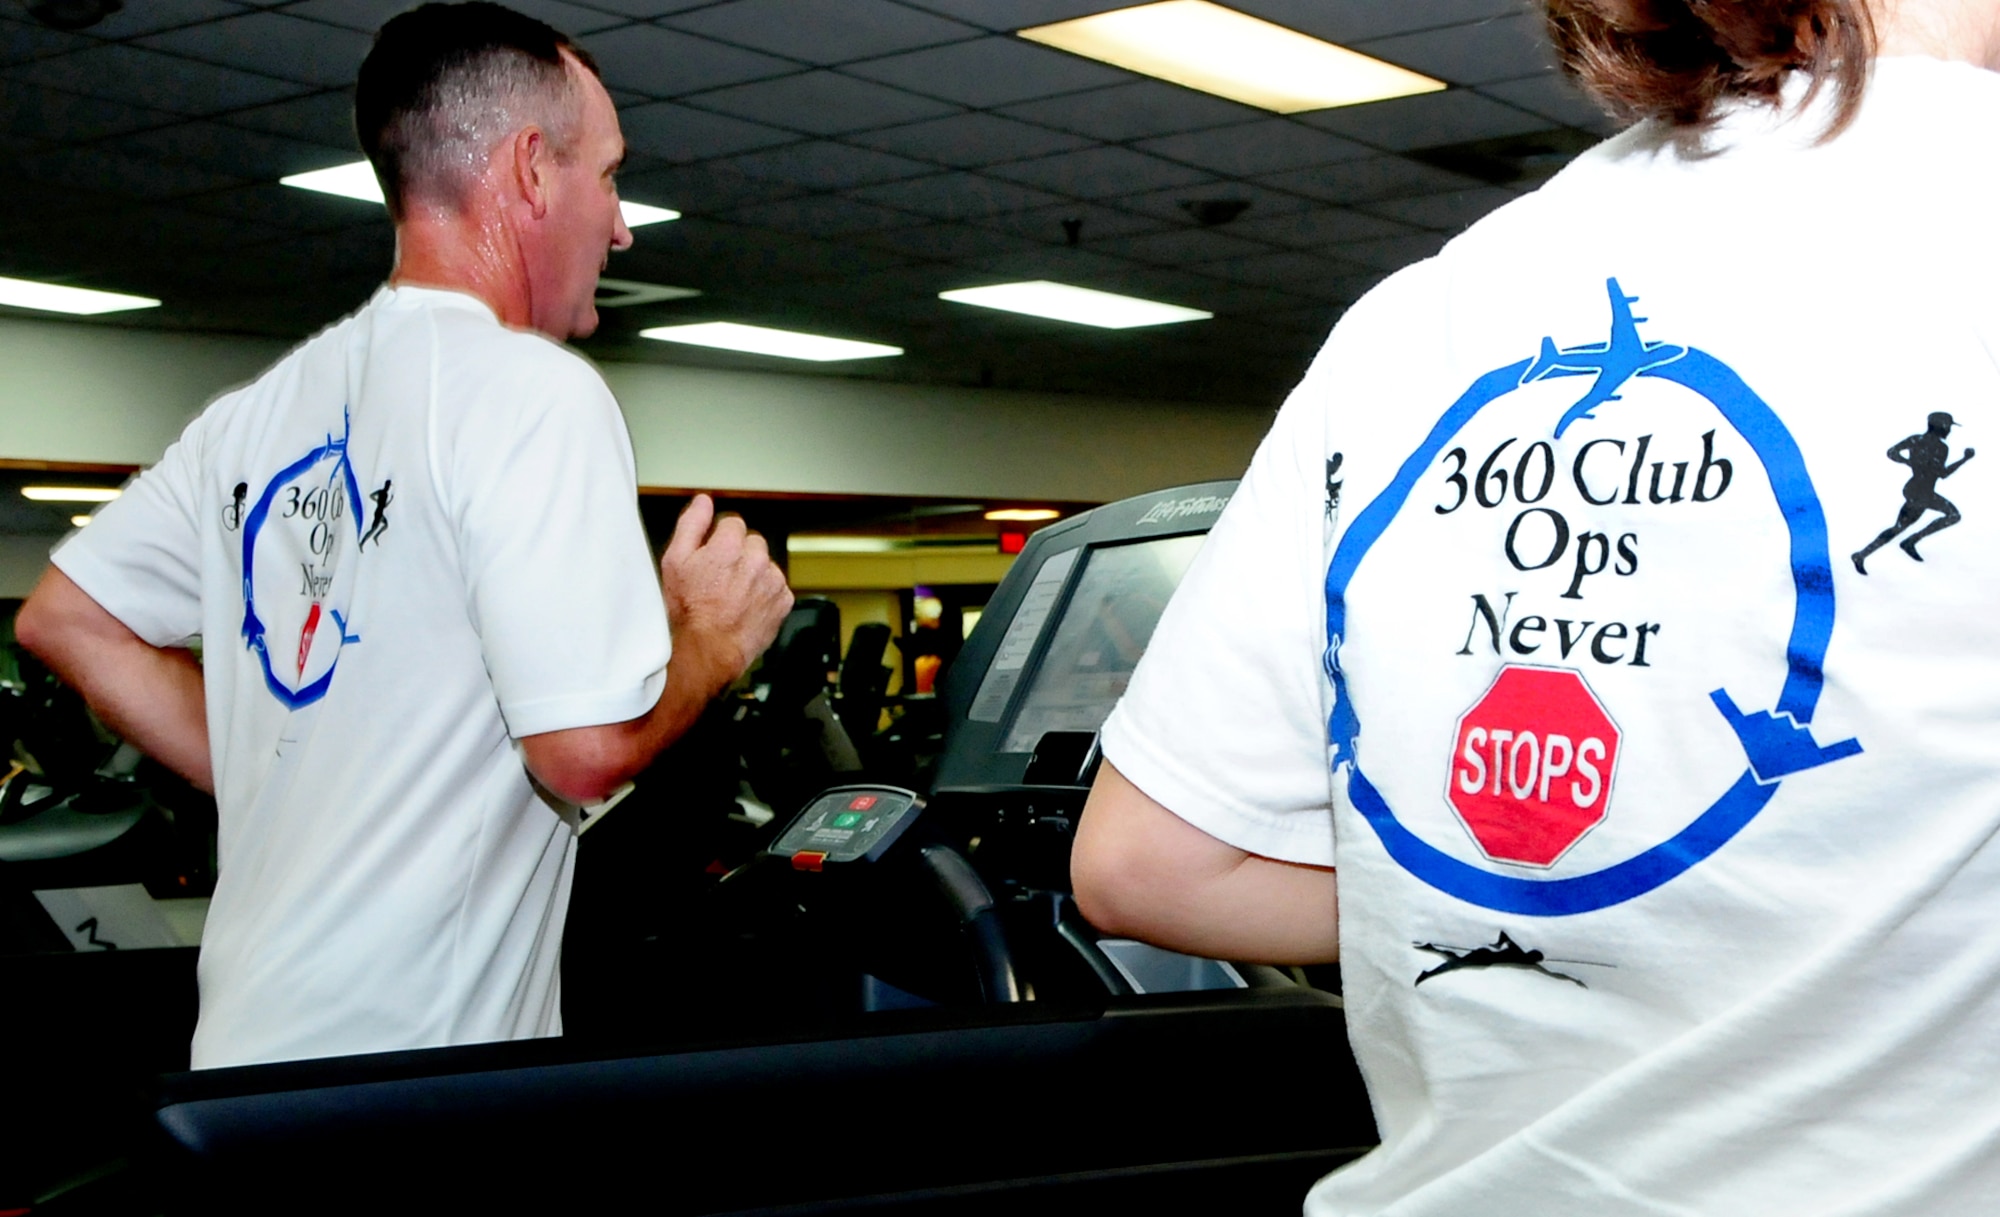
[937,480,1237,792]
[769,785,924,870]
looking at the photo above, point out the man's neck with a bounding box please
[388,206,534,330]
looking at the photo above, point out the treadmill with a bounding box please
[146,480,1377,1215]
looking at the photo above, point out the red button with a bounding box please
[847,795,878,811]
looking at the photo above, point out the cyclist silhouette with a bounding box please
[1852,413,1973,574]
[223,481,248,531]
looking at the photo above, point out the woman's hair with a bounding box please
[1542,0,1876,143]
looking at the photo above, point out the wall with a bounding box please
[0,315,1272,501]
[0,318,288,468]
[600,362,1270,503]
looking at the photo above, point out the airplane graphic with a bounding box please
[1522,278,1687,438]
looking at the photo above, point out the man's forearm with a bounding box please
[15,568,213,793]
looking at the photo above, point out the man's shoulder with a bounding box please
[428,312,613,417]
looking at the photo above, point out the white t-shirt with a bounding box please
[1104,58,2000,1216]
[56,286,669,1069]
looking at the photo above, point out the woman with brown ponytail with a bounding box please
[1073,1,2000,1213]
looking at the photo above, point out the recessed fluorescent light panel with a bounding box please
[23,486,121,503]
[1018,0,1445,113]
[280,161,383,203]
[0,276,159,316]
[985,508,1060,522]
[281,161,680,226]
[617,201,681,227]
[595,278,701,308]
[71,515,93,528]
[641,322,903,363]
[940,281,1210,329]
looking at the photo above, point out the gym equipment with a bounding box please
[144,480,1375,1213]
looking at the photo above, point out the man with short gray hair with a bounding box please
[17,2,792,1068]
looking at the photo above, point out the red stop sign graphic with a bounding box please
[1447,665,1621,867]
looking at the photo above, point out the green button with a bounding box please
[831,812,864,829]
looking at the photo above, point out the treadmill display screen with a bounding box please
[1000,533,1205,754]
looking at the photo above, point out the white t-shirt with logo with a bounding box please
[56,286,669,1069]
[1103,58,2000,1215]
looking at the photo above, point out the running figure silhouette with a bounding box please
[1852,413,1974,574]
[359,480,393,551]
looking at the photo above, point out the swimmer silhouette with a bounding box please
[1852,412,1974,574]
[1413,931,1587,988]
[359,479,392,551]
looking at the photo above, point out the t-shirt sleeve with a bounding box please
[447,352,670,739]
[1100,356,1339,868]
[50,414,207,648]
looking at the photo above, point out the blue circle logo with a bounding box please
[239,410,365,709]
[1324,280,1861,915]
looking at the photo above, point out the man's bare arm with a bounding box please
[520,494,792,804]
[1071,761,1338,965]
[15,568,213,793]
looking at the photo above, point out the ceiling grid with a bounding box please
[0,0,1619,403]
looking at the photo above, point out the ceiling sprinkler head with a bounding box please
[25,0,122,29]
[1181,199,1251,227]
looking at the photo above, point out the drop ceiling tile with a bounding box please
[689,70,959,136]
[112,121,353,181]
[563,0,724,17]
[20,145,245,201]
[1072,267,1266,311]
[893,0,1132,29]
[11,44,313,113]
[1187,250,1369,293]
[956,245,1160,285]
[579,24,796,97]
[1089,227,1273,267]
[846,112,1091,169]
[844,36,1127,108]
[1355,13,1556,86]
[1136,119,1371,177]
[288,0,629,35]
[1228,207,1418,248]
[1254,303,1346,334]
[139,12,375,88]
[721,194,924,236]
[636,223,914,284]
[1359,185,1518,232]
[619,101,801,161]
[996,80,1262,142]
[80,0,250,38]
[0,79,180,145]
[614,161,812,213]
[973,202,1171,245]
[985,145,1213,199]
[860,224,1048,262]
[1298,90,1554,152]
[1257,156,1483,205]
[113,204,293,254]
[1326,230,1452,271]
[1112,182,1321,225]
[0,14,89,64]
[718,140,935,190]
[1478,72,1622,135]
[1226,0,1529,45]
[846,171,1062,220]
[222,91,357,148]
[184,181,389,232]
[665,0,980,64]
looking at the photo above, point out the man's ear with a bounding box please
[510,126,551,220]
